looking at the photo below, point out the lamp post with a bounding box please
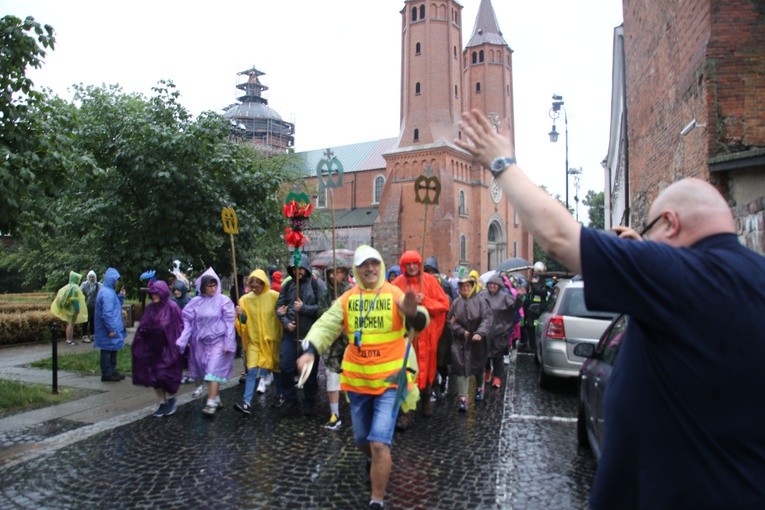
[548,95,569,210]
[568,167,582,222]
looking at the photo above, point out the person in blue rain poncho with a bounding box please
[93,267,127,382]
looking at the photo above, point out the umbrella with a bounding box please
[387,339,414,417]
[496,257,531,272]
[310,249,355,269]
[479,270,497,284]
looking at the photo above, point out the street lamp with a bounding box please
[548,95,569,210]
[568,167,582,222]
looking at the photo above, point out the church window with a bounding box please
[460,235,467,262]
[513,241,518,258]
[373,175,385,204]
[459,190,467,215]
[455,85,458,98]
[454,46,457,59]
[419,5,425,19]
[479,50,484,63]
[475,82,481,94]
[411,7,417,21]
[471,51,477,64]
[414,129,419,142]
[514,210,519,227]
[415,82,421,95]
[415,42,421,55]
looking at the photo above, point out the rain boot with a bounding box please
[421,385,434,417]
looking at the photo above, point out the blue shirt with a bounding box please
[581,229,765,510]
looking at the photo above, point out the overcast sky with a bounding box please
[6,0,623,223]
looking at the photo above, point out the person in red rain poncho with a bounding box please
[391,250,450,429]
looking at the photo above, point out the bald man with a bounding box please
[456,109,765,510]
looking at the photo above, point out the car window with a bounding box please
[598,315,628,365]
[544,286,560,313]
[559,287,618,320]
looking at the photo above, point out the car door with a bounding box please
[591,314,628,449]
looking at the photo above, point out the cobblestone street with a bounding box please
[0,351,596,509]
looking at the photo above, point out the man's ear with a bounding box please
[665,210,681,238]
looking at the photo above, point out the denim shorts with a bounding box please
[348,388,400,446]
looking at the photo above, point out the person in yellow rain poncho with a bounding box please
[232,269,282,415]
[50,271,88,346]
[297,245,429,510]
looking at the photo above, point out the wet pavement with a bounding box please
[0,351,596,509]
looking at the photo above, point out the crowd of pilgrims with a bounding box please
[90,252,550,425]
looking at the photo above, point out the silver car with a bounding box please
[534,278,618,389]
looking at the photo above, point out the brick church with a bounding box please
[296,0,533,274]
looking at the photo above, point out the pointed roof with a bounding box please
[466,0,508,48]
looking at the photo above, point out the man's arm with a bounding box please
[455,109,582,273]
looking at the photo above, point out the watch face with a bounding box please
[490,178,502,203]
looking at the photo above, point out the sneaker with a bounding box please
[192,385,205,398]
[369,502,384,510]
[181,375,192,384]
[215,399,223,409]
[492,376,502,389]
[458,398,468,413]
[101,373,123,382]
[152,402,168,417]
[277,400,299,418]
[114,372,126,381]
[265,372,274,386]
[503,354,511,365]
[233,402,252,415]
[163,397,177,416]
[475,388,485,402]
[395,411,413,431]
[429,390,437,402]
[81,336,92,343]
[324,413,342,431]
[256,378,267,394]
[202,404,217,415]
[66,340,77,346]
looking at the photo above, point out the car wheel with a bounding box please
[538,352,551,389]
[577,401,590,449]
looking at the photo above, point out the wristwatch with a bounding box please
[490,157,516,177]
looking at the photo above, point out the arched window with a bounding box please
[471,51,477,64]
[513,241,518,257]
[415,82,421,95]
[488,223,499,242]
[414,128,419,142]
[454,85,458,98]
[454,46,457,59]
[419,5,425,19]
[317,188,327,208]
[475,82,481,94]
[415,42,421,55]
[459,190,466,215]
[411,7,417,21]
[373,175,385,204]
[514,211,519,226]
[479,50,484,63]
[460,235,467,261]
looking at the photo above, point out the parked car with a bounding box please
[534,278,618,388]
[574,314,628,461]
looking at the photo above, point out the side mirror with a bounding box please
[574,342,596,358]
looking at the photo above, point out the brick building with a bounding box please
[604,0,764,253]
[297,0,532,273]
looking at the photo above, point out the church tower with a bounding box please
[372,0,529,272]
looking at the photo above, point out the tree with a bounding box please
[531,185,570,273]
[583,190,604,229]
[4,82,301,291]
[0,16,56,233]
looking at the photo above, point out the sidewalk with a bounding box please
[0,327,238,467]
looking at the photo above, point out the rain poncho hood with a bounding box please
[51,271,88,324]
[93,267,126,350]
[398,250,423,269]
[248,268,270,292]
[423,256,440,273]
[386,264,401,281]
[170,279,191,309]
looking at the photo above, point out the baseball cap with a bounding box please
[354,245,383,266]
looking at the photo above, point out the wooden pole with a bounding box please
[330,186,338,301]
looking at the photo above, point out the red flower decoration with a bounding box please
[284,228,308,248]
[283,200,313,219]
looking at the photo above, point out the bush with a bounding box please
[0,310,79,345]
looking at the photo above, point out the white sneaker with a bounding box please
[503,354,511,365]
[265,372,274,386]
[192,385,205,398]
[256,378,267,394]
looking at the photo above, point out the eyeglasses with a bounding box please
[206,282,218,288]
[639,214,664,238]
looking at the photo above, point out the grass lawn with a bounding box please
[30,350,133,375]
[0,379,99,418]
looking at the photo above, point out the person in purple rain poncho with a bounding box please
[132,280,184,418]
[176,268,236,415]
